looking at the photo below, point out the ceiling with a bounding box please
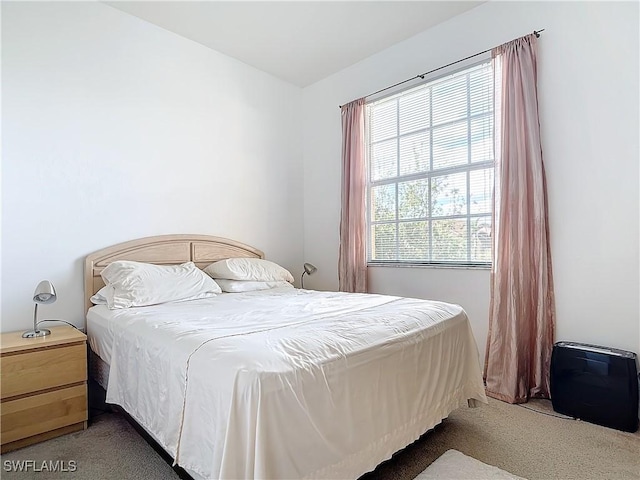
[105,1,482,87]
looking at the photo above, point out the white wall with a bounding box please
[1,2,303,332]
[302,1,640,358]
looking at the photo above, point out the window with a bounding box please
[366,61,495,266]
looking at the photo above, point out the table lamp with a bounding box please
[22,280,56,338]
[301,263,317,289]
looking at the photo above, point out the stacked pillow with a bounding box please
[91,258,294,309]
[214,279,292,293]
[94,261,221,309]
[204,258,294,293]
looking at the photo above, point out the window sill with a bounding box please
[367,262,491,271]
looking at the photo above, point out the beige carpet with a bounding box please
[1,398,638,480]
[362,398,640,480]
[1,413,179,480]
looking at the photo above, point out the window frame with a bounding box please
[365,59,495,269]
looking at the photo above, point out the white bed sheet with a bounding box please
[87,288,487,480]
[87,305,116,365]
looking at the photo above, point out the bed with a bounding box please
[85,234,487,480]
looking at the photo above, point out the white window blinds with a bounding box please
[366,61,495,265]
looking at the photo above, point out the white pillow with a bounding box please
[101,261,222,309]
[215,279,294,293]
[204,258,294,283]
[90,285,113,305]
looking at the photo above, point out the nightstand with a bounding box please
[0,325,88,453]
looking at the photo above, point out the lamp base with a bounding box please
[22,328,51,338]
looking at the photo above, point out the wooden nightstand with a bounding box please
[0,325,88,453]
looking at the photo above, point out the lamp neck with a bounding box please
[33,303,39,332]
[301,271,307,289]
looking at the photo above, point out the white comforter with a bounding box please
[89,288,487,480]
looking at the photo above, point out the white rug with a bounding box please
[416,450,526,480]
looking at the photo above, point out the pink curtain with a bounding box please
[484,34,556,403]
[338,98,368,293]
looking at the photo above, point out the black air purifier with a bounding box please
[550,342,639,432]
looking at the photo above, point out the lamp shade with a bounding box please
[33,280,57,304]
[303,263,317,275]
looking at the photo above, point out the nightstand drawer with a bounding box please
[0,343,87,399]
[0,384,87,445]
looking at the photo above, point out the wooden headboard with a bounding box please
[84,234,264,313]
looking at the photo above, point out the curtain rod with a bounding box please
[338,29,545,109]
